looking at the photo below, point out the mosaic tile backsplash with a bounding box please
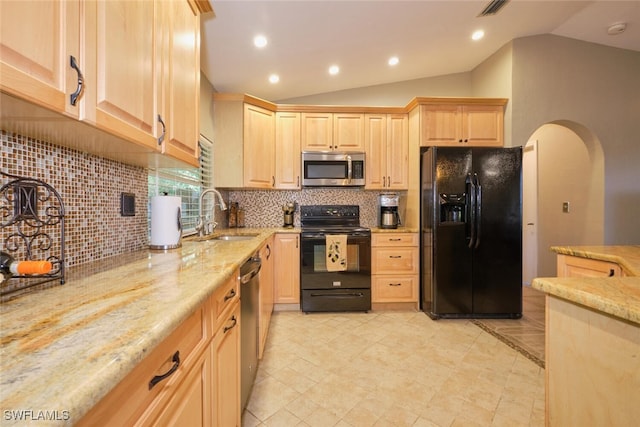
[1,131,148,268]
[228,188,402,228]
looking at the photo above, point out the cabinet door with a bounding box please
[364,114,387,189]
[275,112,301,189]
[273,234,300,304]
[161,0,201,166]
[152,349,212,427]
[0,0,80,116]
[258,238,274,358]
[212,303,241,427]
[82,0,160,150]
[301,112,332,150]
[386,114,409,189]
[421,104,461,146]
[334,113,364,150]
[462,105,503,146]
[244,104,275,188]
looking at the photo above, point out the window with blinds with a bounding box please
[148,136,214,235]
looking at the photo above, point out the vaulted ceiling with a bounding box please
[201,1,640,101]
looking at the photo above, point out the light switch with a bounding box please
[562,201,570,213]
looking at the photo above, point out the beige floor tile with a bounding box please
[243,310,545,427]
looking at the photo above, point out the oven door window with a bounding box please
[312,244,360,272]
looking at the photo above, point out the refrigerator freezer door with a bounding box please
[432,148,473,315]
[471,147,522,316]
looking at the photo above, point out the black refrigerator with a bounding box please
[420,146,522,319]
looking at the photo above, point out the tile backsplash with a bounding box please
[228,188,401,228]
[1,131,148,268]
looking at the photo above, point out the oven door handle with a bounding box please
[309,292,365,298]
[302,233,370,239]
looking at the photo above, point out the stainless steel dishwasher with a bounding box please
[240,254,261,410]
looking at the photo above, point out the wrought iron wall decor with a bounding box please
[1,171,66,297]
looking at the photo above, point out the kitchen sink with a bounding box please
[188,233,259,242]
[212,234,258,241]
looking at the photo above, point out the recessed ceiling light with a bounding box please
[269,74,279,84]
[388,56,399,66]
[472,30,485,41]
[253,35,267,48]
[329,65,340,75]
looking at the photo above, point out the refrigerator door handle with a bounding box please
[474,173,482,249]
[467,173,476,248]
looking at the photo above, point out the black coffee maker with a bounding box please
[379,193,401,229]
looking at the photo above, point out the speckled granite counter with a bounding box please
[370,226,419,233]
[550,245,640,276]
[532,245,640,325]
[0,228,298,426]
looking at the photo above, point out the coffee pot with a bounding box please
[378,193,401,229]
[282,202,296,228]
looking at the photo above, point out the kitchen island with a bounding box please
[0,228,296,426]
[532,245,640,427]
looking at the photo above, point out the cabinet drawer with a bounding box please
[372,233,418,247]
[557,254,622,278]
[372,276,417,302]
[372,247,418,274]
[78,306,208,426]
[211,270,240,331]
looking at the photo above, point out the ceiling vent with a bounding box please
[478,0,510,17]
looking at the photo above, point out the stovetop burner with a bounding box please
[300,205,369,233]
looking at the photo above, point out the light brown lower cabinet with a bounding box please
[556,253,623,277]
[273,234,300,306]
[371,233,419,310]
[78,270,241,426]
[212,302,241,427]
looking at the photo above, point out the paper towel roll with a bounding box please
[150,196,182,249]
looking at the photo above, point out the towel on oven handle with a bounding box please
[326,234,347,272]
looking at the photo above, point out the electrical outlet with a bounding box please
[562,201,570,213]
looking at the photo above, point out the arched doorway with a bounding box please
[523,121,604,281]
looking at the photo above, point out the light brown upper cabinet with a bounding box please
[365,114,409,190]
[275,112,302,189]
[302,112,364,151]
[213,96,278,189]
[0,0,209,168]
[0,0,81,118]
[244,104,276,188]
[421,103,504,147]
[82,0,201,166]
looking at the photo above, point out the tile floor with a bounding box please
[472,286,546,367]
[242,288,546,426]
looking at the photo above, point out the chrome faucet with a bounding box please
[196,188,228,236]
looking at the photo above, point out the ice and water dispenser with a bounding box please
[439,193,466,223]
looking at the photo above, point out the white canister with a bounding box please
[150,195,182,250]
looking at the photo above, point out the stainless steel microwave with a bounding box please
[302,151,365,187]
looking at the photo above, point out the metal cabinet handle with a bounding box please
[272,176,275,187]
[389,255,402,259]
[223,315,238,333]
[297,176,300,187]
[388,283,402,287]
[296,236,298,248]
[69,55,84,106]
[389,238,402,241]
[157,115,166,145]
[149,351,180,390]
[224,288,236,301]
[608,269,615,277]
[382,176,386,187]
[387,176,391,187]
[266,244,271,260]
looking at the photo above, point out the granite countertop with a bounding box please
[0,228,297,426]
[551,245,640,276]
[532,245,640,326]
[370,226,419,233]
